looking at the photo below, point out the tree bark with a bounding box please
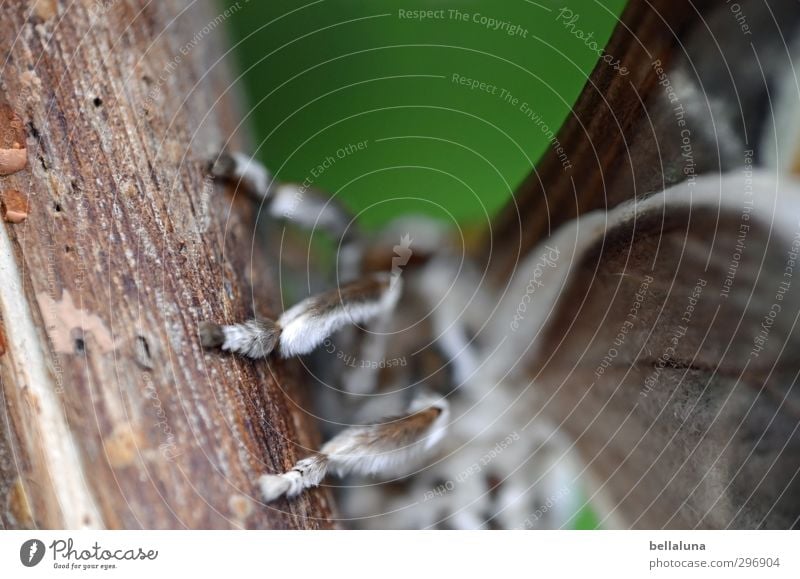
[484,0,700,282]
[486,0,800,281]
[0,0,335,529]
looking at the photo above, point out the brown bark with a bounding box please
[485,0,712,282]
[0,0,335,529]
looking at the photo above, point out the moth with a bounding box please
[202,1,800,529]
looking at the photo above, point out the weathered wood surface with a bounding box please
[0,0,335,529]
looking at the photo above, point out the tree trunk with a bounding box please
[0,0,335,529]
[484,0,700,282]
[486,0,800,281]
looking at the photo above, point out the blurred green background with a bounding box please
[225,0,627,230]
[225,0,628,529]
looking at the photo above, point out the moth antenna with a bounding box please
[259,393,449,503]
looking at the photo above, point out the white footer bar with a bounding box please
[1,531,796,577]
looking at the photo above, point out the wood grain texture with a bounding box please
[0,0,335,529]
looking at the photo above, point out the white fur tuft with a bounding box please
[229,152,272,199]
[259,457,329,503]
[324,394,449,479]
[258,474,294,502]
[219,319,279,358]
[277,276,402,358]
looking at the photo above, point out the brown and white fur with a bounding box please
[201,139,800,531]
[200,153,586,529]
[200,4,800,528]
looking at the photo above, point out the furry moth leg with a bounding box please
[200,272,401,358]
[259,393,450,502]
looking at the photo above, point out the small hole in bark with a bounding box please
[65,245,71,253]
[134,335,154,369]
[137,336,151,359]
[93,97,103,107]
[54,202,62,212]
[27,121,41,141]
[38,155,48,171]
[71,328,86,354]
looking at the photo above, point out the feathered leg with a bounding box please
[211,151,363,279]
[199,272,401,358]
[259,392,449,502]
